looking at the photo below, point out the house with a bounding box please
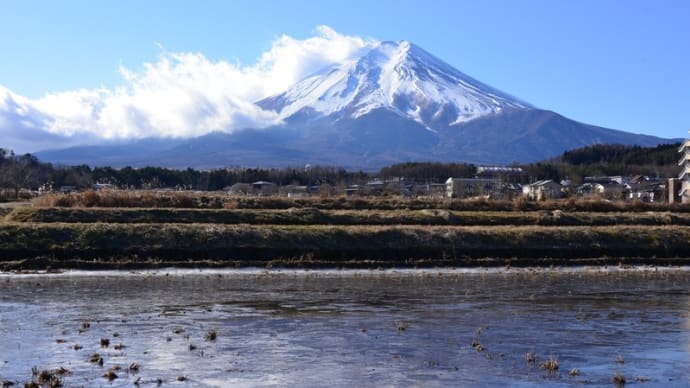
[476,166,528,184]
[227,183,253,196]
[407,183,431,197]
[573,181,626,200]
[575,182,598,197]
[308,185,322,195]
[679,137,690,203]
[585,176,625,185]
[362,179,386,195]
[92,183,117,191]
[59,185,77,193]
[522,180,563,201]
[252,181,278,196]
[446,178,497,198]
[575,182,617,199]
[494,183,522,201]
[280,185,309,198]
[600,182,629,200]
[366,179,385,192]
[344,185,361,196]
[446,177,521,199]
[627,181,666,202]
[668,178,682,204]
[360,179,407,196]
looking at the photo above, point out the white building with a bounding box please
[679,135,690,203]
[522,180,563,201]
[446,177,497,198]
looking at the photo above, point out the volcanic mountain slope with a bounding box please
[258,40,532,128]
[36,40,671,168]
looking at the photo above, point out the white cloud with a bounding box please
[253,25,375,96]
[0,26,378,152]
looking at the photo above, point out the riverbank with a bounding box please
[3,197,690,269]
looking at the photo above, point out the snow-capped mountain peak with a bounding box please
[33,40,673,169]
[258,40,532,129]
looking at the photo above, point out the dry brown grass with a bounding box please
[9,205,690,227]
[29,190,690,212]
[33,190,227,209]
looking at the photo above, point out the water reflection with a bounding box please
[0,268,689,386]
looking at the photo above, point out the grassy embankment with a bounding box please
[2,191,690,270]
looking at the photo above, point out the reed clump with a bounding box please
[34,367,68,388]
[89,353,103,366]
[471,339,484,352]
[205,329,217,341]
[614,372,626,386]
[540,357,559,372]
[103,370,118,381]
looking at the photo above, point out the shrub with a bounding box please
[54,194,76,207]
[82,190,101,207]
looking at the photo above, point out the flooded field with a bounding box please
[1,268,689,387]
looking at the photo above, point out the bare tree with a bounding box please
[0,160,37,199]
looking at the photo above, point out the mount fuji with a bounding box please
[259,41,531,127]
[36,40,671,168]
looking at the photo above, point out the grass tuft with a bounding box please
[205,329,217,341]
[540,356,559,372]
[613,372,626,386]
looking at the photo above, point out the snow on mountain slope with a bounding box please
[258,40,532,130]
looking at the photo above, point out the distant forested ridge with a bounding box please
[524,142,681,183]
[376,143,681,184]
[557,143,680,166]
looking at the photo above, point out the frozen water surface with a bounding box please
[1,268,689,386]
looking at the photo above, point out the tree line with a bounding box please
[378,143,681,184]
[525,142,681,183]
[0,142,683,200]
[0,148,369,197]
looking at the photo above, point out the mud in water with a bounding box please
[1,268,689,386]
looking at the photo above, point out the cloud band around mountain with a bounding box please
[0,25,378,153]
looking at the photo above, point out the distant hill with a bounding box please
[525,142,682,182]
[554,143,681,166]
[376,143,683,184]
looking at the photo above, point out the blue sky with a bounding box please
[0,0,688,152]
